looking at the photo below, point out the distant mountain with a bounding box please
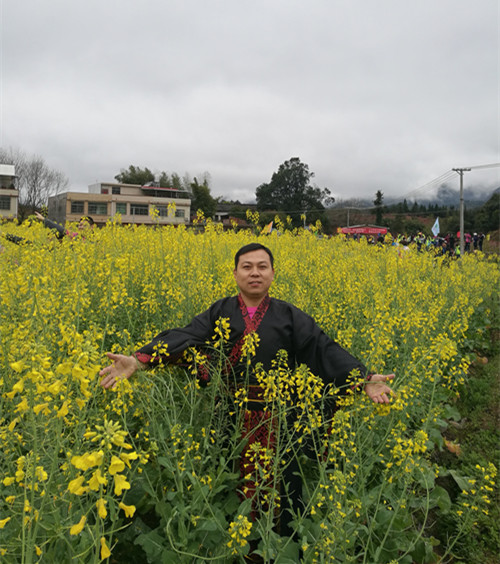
[427,184,499,208]
[333,185,499,210]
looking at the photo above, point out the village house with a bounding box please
[48,181,191,226]
[0,164,18,220]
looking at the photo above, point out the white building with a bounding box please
[48,182,191,226]
[0,164,18,219]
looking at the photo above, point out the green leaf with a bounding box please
[411,537,439,563]
[415,463,436,489]
[157,456,172,468]
[197,518,219,532]
[449,469,473,492]
[429,427,444,449]
[429,485,452,513]
[442,403,462,422]
[374,506,394,526]
[134,529,166,561]
[161,549,182,563]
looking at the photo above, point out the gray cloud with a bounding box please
[1,0,498,202]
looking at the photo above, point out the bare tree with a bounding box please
[0,147,69,219]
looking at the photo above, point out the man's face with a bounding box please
[78,219,92,231]
[233,249,274,304]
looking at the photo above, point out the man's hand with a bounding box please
[99,353,141,389]
[364,373,395,404]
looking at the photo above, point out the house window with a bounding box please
[101,188,109,194]
[175,209,185,218]
[88,202,108,215]
[116,202,127,215]
[130,203,148,216]
[112,186,121,195]
[157,205,168,217]
[71,201,84,214]
[0,196,10,210]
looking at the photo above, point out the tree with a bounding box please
[190,177,216,218]
[114,166,155,185]
[0,147,68,219]
[170,173,184,191]
[471,190,500,232]
[373,190,384,225]
[255,158,333,227]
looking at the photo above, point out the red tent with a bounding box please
[341,225,388,235]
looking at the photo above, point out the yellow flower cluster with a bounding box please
[256,353,325,437]
[227,514,252,554]
[65,417,145,541]
[457,462,497,520]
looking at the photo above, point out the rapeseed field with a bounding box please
[0,219,498,563]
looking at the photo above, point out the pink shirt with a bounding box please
[247,306,258,319]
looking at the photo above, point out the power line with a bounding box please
[403,171,457,200]
[465,162,500,170]
[401,163,499,201]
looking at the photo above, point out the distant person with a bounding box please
[478,233,485,252]
[1,213,95,247]
[464,232,471,253]
[34,211,95,239]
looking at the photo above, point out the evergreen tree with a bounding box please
[373,190,384,225]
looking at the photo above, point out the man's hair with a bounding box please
[80,216,95,226]
[234,243,274,269]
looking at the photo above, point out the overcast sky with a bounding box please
[1,0,498,203]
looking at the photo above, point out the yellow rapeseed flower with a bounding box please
[113,474,130,495]
[108,455,125,476]
[69,515,86,535]
[57,401,70,418]
[71,451,104,471]
[118,501,136,518]
[88,469,108,491]
[100,537,111,559]
[33,402,49,415]
[96,498,107,519]
[10,361,25,373]
[35,466,48,482]
[119,451,139,468]
[67,475,88,496]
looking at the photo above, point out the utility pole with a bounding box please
[452,168,471,256]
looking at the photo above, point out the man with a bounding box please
[100,242,393,401]
[99,242,394,542]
